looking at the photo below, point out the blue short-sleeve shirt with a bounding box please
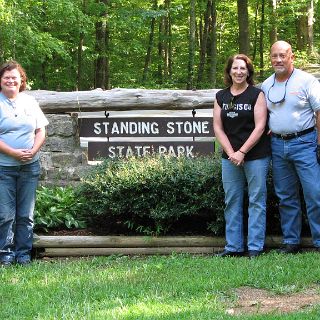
[0,92,49,166]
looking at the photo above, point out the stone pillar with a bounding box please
[39,113,90,186]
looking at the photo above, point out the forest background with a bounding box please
[0,0,319,92]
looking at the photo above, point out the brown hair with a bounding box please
[223,54,255,86]
[0,60,27,92]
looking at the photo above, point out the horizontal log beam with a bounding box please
[33,235,224,248]
[38,247,215,257]
[33,235,314,249]
[26,88,219,113]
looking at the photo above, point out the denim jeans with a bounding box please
[222,156,270,252]
[0,160,40,262]
[271,130,320,247]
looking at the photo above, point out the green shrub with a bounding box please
[34,186,86,232]
[76,155,225,236]
[35,156,310,237]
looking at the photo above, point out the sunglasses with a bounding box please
[267,79,287,104]
[228,95,235,110]
[267,69,294,105]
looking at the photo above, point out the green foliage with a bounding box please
[76,155,225,236]
[34,186,86,232]
[1,0,319,91]
[75,154,312,237]
[31,157,304,237]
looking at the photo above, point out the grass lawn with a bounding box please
[1,251,320,319]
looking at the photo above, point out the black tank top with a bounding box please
[216,85,271,160]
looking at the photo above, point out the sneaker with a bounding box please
[214,250,244,257]
[248,250,264,259]
[276,244,301,254]
[0,260,13,267]
[16,256,31,266]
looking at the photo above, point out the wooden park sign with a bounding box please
[79,116,215,160]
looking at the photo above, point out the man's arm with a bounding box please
[316,111,320,164]
[316,111,320,144]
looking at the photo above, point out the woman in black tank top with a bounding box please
[213,54,271,258]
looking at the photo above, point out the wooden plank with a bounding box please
[33,235,225,248]
[38,247,215,257]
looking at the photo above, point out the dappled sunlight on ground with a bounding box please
[226,286,320,315]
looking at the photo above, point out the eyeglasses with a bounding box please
[228,95,235,110]
[271,53,288,60]
[267,69,294,105]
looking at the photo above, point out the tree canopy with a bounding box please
[0,0,319,91]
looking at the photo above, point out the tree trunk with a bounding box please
[187,0,196,89]
[105,19,110,90]
[76,0,87,91]
[252,1,259,61]
[307,0,314,54]
[269,0,277,45]
[77,31,84,91]
[167,1,173,77]
[40,0,49,89]
[237,0,250,55]
[157,12,165,84]
[296,18,304,51]
[163,0,172,80]
[41,62,48,90]
[296,1,314,55]
[197,0,211,85]
[208,0,217,87]
[259,0,265,80]
[94,0,109,90]
[142,0,158,83]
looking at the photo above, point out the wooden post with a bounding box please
[33,235,314,257]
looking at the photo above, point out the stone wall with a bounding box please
[39,113,91,186]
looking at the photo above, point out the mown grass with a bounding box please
[1,251,320,319]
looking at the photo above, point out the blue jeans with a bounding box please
[0,160,40,262]
[271,130,320,247]
[222,157,270,252]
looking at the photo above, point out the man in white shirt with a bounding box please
[261,40,320,254]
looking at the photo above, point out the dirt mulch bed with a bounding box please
[226,286,320,316]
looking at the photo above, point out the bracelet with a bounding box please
[239,150,246,155]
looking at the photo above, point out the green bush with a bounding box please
[34,186,86,232]
[33,156,311,237]
[76,155,226,236]
[33,156,309,237]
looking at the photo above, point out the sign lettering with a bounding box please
[79,117,214,137]
[88,142,215,160]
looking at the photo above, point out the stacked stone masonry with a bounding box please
[39,113,90,186]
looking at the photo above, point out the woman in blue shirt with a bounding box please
[0,61,48,266]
